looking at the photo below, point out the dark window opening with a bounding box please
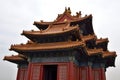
[43,65,57,80]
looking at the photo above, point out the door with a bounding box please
[43,65,57,80]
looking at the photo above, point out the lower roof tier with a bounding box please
[3,54,27,64]
[9,40,116,59]
[103,51,116,58]
[10,41,85,52]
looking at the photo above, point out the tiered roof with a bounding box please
[22,23,80,42]
[96,38,109,44]
[4,54,27,64]
[10,41,85,52]
[4,7,116,68]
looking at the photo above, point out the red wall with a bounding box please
[17,62,106,80]
[27,62,70,80]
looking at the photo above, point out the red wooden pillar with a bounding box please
[92,68,105,80]
[27,62,32,80]
[88,66,93,80]
[101,68,106,80]
[79,62,93,80]
[80,66,88,80]
[16,68,20,80]
[92,63,106,80]
[16,68,28,80]
[73,63,79,80]
[69,62,74,80]
[40,65,43,80]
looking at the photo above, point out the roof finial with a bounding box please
[76,11,82,18]
[67,7,71,14]
[64,7,71,14]
[65,7,67,12]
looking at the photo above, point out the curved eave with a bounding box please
[103,51,117,58]
[33,21,52,30]
[55,14,92,24]
[33,21,53,25]
[103,51,117,67]
[96,38,109,51]
[3,55,28,64]
[21,26,79,40]
[96,38,109,44]
[71,14,94,35]
[10,41,85,53]
[33,15,92,29]
[86,48,103,56]
[70,14,92,23]
[81,34,96,42]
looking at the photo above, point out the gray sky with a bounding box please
[0,0,120,80]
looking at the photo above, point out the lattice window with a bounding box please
[31,65,41,80]
[59,65,67,80]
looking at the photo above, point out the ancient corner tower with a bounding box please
[4,7,116,80]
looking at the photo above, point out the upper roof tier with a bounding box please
[22,23,81,43]
[22,23,79,37]
[33,7,92,30]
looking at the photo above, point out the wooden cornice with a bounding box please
[85,48,103,56]
[22,24,79,37]
[102,51,117,58]
[3,54,28,64]
[10,41,85,52]
[96,38,109,44]
[81,34,97,42]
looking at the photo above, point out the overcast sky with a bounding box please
[0,0,120,80]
